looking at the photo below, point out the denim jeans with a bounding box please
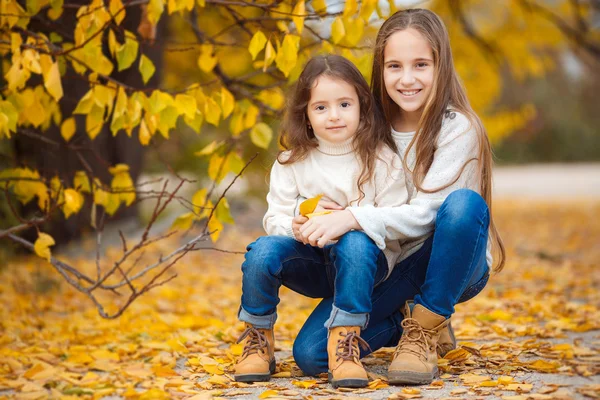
[239,230,389,330]
[293,189,491,375]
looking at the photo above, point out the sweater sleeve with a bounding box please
[347,113,481,248]
[262,158,299,238]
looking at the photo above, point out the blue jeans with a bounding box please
[239,230,389,330]
[293,189,491,375]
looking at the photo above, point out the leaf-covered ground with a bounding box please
[1,200,599,399]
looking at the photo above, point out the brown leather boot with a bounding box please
[233,324,276,382]
[327,326,370,388]
[388,302,450,385]
[437,321,456,358]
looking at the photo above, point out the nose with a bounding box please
[328,107,339,121]
[400,68,416,86]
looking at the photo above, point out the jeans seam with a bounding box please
[455,207,489,300]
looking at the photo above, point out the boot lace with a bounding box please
[393,318,432,361]
[335,331,371,362]
[236,326,270,358]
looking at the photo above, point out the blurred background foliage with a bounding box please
[0,0,599,252]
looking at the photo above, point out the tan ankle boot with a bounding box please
[327,326,370,388]
[388,302,449,385]
[437,321,456,358]
[233,324,275,382]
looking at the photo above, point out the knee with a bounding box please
[242,236,289,277]
[292,337,326,376]
[438,189,489,230]
[334,231,378,256]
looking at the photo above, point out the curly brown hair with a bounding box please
[278,55,396,203]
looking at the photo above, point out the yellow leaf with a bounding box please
[343,0,358,17]
[203,96,221,126]
[292,1,305,35]
[243,104,259,129]
[229,343,243,356]
[170,212,195,231]
[250,122,272,149]
[479,380,499,387]
[258,390,279,399]
[207,215,223,242]
[139,118,152,145]
[191,188,208,216]
[343,16,364,46]
[62,188,84,218]
[498,376,514,385]
[139,388,170,400]
[34,232,55,261]
[331,17,345,44]
[147,0,164,24]
[299,194,323,216]
[43,61,63,101]
[402,388,421,394]
[139,54,155,84]
[206,374,230,387]
[257,88,285,110]
[198,44,218,73]
[110,163,136,206]
[528,359,560,372]
[109,0,125,25]
[312,0,326,15]
[305,210,331,218]
[275,35,300,77]
[263,40,276,71]
[59,117,75,143]
[203,363,224,375]
[195,141,221,157]
[175,94,197,120]
[248,30,267,60]
[220,87,235,119]
[292,380,317,389]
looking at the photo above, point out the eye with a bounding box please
[315,105,325,111]
[416,62,429,68]
[388,63,400,69]
[340,102,351,108]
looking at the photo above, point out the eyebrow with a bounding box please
[309,96,355,107]
[384,57,433,64]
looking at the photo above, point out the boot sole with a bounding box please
[328,372,369,388]
[388,366,438,385]
[234,360,276,382]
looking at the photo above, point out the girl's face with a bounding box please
[306,75,360,144]
[383,28,435,121]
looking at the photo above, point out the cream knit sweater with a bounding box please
[347,111,493,268]
[263,134,408,276]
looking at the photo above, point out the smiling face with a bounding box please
[306,75,360,144]
[383,28,435,130]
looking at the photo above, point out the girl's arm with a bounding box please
[347,114,480,248]
[263,160,301,238]
[298,150,408,248]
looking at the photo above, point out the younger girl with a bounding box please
[292,9,506,385]
[233,55,408,388]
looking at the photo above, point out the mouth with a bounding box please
[326,126,346,130]
[398,89,422,97]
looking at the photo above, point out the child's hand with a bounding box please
[298,210,360,248]
[314,197,344,213]
[292,215,309,241]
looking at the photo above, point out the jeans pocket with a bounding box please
[457,271,489,303]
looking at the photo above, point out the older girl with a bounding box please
[293,9,505,385]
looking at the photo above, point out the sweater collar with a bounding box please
[313,133,354,156]
[391,127,416,141]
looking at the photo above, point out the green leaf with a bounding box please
[116,33,139,71]
[139,54,156,84]
[215,198,234,224]
[250,122,273,149]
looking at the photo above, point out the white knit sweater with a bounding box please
[263,135,408,275]
[347,111,493,268]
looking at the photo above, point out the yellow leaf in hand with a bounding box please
[299,194,323,216]
[34,232,55,261]
[305,210,332,219]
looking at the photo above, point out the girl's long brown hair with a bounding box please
[279,55,396,203]
[371,9,506,272]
